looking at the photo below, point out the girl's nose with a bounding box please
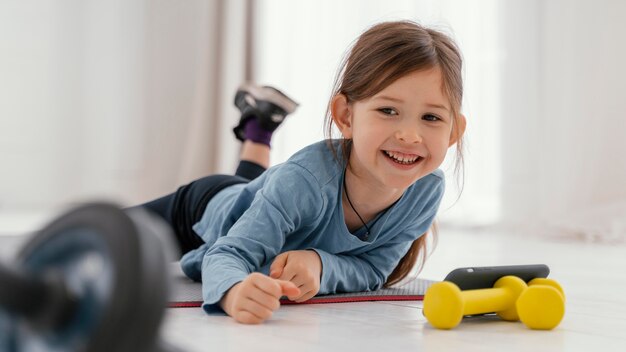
[395,123,423,144]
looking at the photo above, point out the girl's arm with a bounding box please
[314,211,437,294]
[314,243,409,293]
[199,163,324,315]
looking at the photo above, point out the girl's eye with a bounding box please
[423,114,441,122]
[378,108,398,116]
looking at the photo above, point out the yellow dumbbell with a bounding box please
[423,276,565,330]
[517,278,565,330]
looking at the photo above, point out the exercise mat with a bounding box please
[169,264,437,308]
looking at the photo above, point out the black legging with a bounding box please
[135,160,266,254]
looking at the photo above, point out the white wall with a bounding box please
[0,1,144,209]
[255,0,503,226]
[500,0,626,234]
[0,0,236,212]
[1,0,625,240]
[255,0,626,238]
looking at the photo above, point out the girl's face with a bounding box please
[334,68,464,192]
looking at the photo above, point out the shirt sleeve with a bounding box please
[200,163,324,313]
[313,209,438,294]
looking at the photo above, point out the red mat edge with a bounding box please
[168,295,424,308]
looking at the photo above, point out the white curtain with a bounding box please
[0,0,249,214]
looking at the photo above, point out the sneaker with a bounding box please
[233,83,299,141]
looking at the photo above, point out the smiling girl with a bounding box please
[136,20,466,324]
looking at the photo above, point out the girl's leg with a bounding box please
[137,175,248,255]
[235,141,270,180]
[235,160,267,181]
[135,83,298,254]
[240,140,270,169]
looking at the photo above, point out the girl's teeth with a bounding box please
[384,151,420,164]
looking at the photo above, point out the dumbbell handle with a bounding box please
[0,263,75,328]
[462,287,517,316]
[0,263,49,316]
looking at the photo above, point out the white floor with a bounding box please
[162,228,626,352]
[2,215,625,351]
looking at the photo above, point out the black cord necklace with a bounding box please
[342,170,402,240]
[343,173,372,237]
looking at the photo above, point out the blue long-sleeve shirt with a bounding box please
[179,140,445,313]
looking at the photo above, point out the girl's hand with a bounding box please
[220,273,300,324]
[269,250,322,303]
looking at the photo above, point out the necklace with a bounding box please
[343,173,379,240]
[342,171,402,240]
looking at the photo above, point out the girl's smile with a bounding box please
[382,150,423,167]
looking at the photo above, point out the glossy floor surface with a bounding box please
[2,218,625,351]
[161,228,626,352]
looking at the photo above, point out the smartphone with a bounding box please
[443,264,550,290]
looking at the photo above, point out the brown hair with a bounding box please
[324,21,465,287]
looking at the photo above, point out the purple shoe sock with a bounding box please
[243,118,273,146]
